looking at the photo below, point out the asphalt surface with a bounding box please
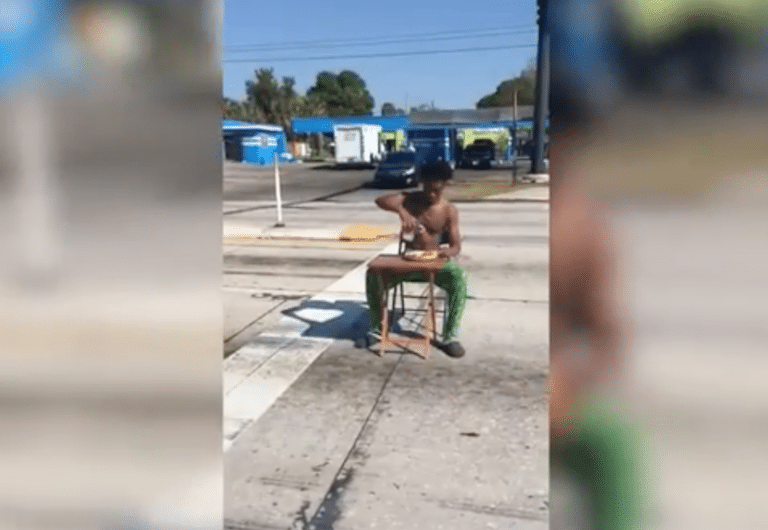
[223,178,549,529]
[223,160,528,211]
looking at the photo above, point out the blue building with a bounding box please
[222,120,293,165]
[291,115,409,135]
[404,126,459,166]
[289,110,548,163]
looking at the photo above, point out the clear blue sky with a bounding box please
[222,0,537,112]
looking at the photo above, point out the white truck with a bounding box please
[333,124,383,165]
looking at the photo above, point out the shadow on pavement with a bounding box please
[281,299,370,342]
[310,163,376,171]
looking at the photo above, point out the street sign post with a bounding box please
[1,0,65,285]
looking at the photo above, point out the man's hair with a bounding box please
[420,160,453,181]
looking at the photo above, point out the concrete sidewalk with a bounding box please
[223,186,549,244]
[486,184,549,202]
[224,201,403,243]
[224,199,549,529]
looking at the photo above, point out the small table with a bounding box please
[367,254,446,359]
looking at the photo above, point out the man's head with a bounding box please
[420,160,452,204]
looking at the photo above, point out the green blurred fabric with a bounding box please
[551,397,645,530]
[617,0,768,44]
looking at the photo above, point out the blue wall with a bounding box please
[223,120,290,165]
[405,128,455,164]
[292,115,409,134]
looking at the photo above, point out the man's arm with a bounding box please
[439,204,462,259]
[583,217,623,386]
[375,192,419,232]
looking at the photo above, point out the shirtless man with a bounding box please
[549,109,642,529]
[364,160,468,358]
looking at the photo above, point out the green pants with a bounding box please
[550,397,645,530]
[365,260,468,342]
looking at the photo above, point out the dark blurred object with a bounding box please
[0,1,222,529]
[549,1,768,530]
[549,0,768,132]
[459,142,495,169]
[531,0,550,174]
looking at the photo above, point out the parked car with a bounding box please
[520,139,549,159]
[460,143,495,169]
[372,151,421,188]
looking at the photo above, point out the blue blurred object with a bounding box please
[548,0,620,122]
[0,0,65,86]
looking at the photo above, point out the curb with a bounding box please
[223,242,399,451]
[224,224,397,243]
[223,184,366,216]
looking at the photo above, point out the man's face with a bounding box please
[422,179,447,204]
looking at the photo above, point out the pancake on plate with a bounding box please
[402,250,439,261]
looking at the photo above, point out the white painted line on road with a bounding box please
[223,337,294,394]
[223,242,398,452]
[225,337,333,421]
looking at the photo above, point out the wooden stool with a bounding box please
[367,254,445,359]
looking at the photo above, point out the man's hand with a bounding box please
[399,211,420,233]
[437,248,456,259]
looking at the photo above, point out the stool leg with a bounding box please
[399,281,406,316]
[429,279,437,343]
[426,273,437,358]
[378,273,387,357]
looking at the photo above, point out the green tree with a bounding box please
[410,103,434,113]
[381,102,404,115]
[222,97,249,121]
[307,70,375,116]
[476,58,537,108]
[292,94,327,117]
[244,68,302,138]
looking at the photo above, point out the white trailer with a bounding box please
[333,124,383,165]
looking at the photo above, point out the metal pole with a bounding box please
[274,153,284,227]
[531,0,550,175]
[14,88,60,286]
[513,88,519,184]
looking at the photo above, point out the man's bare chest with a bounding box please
[416,208,448,235]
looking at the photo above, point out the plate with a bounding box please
[402,250,439,261]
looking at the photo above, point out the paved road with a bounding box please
[224,190,549,529]
[223,161,526,211]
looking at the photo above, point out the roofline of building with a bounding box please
[223,119,284,132]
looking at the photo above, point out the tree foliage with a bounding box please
[476,58,537,108]
[244,68,298,134]
[222,69,374,136]
[307,70,375,116]
[381,102,404,115]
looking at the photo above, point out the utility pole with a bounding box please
[512,88,519,184]
[531,0,550,175]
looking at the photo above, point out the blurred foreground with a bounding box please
[549,0,768,528]
[0,1,222,529]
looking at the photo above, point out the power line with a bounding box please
[225,29,537,53]
[224,24,536,51]
[226,29,537,52]
[223,43,536,63]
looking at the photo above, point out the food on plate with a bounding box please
[402,250,439,261]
